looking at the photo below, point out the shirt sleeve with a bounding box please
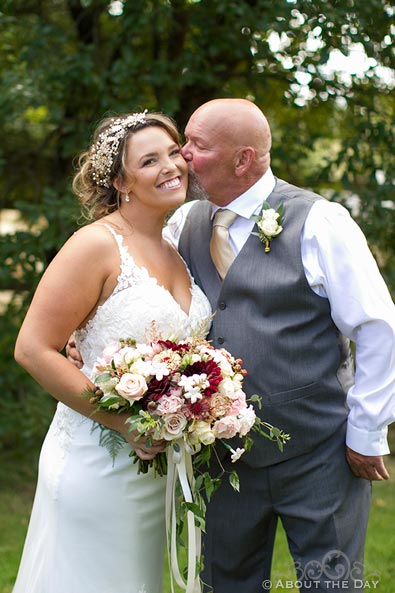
[162,200,198,248]
[302,199,395,456]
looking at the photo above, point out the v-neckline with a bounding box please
[119,235,194,318]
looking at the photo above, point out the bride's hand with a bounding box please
[124,428,167,461]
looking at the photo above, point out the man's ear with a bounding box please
[234,147,255,177]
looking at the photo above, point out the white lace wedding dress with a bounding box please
[12,225,211,593]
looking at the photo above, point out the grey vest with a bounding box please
[179,178,353,467]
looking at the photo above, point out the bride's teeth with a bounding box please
[160,178,180,189]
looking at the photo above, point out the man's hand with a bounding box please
[66,336,84,369]
[346,446,390,481]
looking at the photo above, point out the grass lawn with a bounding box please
[1,450,394,593]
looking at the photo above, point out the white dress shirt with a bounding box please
[164,168,395,456]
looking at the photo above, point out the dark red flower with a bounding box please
[157,340,190,353]
[183,398,211,420]
[141,377,171,409]
[182,359,222,397]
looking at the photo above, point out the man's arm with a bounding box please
[302,200,395,480]
[66,335,83,369]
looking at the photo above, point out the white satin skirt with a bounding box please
[12,403,166,593]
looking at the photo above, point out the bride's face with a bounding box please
[123,126,188,212]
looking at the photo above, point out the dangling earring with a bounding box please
[125,193,130,203]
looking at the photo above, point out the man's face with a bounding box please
[181,109,236,205]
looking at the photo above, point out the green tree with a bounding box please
[0,0,394,449]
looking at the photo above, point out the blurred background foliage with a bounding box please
[0,0,394,452]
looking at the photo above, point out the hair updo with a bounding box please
[72,111,181,221]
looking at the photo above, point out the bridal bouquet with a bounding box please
[87,330,288,477]
[86,329,289,593]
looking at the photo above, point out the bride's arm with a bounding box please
[14,225,164,460]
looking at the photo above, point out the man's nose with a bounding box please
[181,143,192,161]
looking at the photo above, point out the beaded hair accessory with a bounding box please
[91,110,148,188]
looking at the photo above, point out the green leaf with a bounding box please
[228,471,240,493]
[249,394,262,409]
[95,372,113,384]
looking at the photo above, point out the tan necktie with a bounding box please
[210,209,238,279]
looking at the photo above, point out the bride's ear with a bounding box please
[113,176,123,194]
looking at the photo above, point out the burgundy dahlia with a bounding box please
[182,359,222,397]
[141,377,171,409]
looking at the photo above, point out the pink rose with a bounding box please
[115,373,147,402]
[213,415,241,439]
[101,342,122,364]
[157,393,183,415]
[228,390,247,415]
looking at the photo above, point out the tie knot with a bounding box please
[212,209,238,230]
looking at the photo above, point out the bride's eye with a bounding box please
[142,158,156,167]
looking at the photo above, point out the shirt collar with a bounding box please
[210,168,276,219]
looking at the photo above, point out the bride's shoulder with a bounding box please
[68,221,116,248]
[58,222,119,268]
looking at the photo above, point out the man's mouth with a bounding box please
[158,177,181,190]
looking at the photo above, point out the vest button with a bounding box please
[217,337,224,344]
[218,302,226,310]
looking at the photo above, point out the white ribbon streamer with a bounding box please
[166,440,202,593]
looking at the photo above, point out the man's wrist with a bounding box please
[346,421,390,456]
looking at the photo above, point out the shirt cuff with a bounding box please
[346,421,390,456]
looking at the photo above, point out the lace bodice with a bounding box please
[74,225,212,379]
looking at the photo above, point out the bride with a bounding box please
[13,111,211,593]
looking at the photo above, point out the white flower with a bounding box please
[113,346,138,369]
[257,217,282,237]
[218,377,237,397]
[230,447,245,462]
[252,202,284,253]
[179,373,209,404]
[238,405,257,436]
[188,420,216,446]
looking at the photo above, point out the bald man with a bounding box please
[165,99,395,592]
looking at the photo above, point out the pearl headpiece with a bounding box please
[91,110,148,188]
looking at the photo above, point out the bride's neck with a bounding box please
[110,208,165,240]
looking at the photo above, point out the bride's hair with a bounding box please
[72,111,181,221]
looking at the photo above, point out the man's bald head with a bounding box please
[190,98,271,163]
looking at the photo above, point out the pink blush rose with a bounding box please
[101,342,122,363]
[115,373,147,402]
[157,394,183,415]
[213,415,241,439]
[228,390,247,415]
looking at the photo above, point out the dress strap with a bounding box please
[95,223,135,294]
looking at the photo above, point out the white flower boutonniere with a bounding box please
[252,202,284,253]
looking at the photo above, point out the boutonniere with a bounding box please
[251,202,284,253]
